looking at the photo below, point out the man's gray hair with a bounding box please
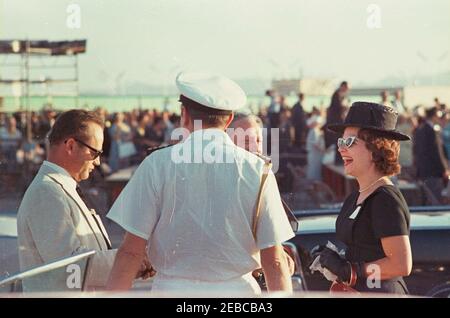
[231,112,263,128]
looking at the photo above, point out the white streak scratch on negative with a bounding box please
[168,166,177,224]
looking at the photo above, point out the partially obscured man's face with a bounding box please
[116,112,124,123]
[140,114,150,126]
[162,112,170,121]
[71,122,104,182]
[230,118,263,154]
[8,117,16,128]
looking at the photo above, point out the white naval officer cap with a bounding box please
[176,71,247,113]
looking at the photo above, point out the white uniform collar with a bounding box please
[185,128,234,145]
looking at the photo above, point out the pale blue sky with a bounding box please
[1,0,449,93]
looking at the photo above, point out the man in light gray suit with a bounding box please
[17,109,150,292]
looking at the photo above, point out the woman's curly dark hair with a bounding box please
[357,129,401,176]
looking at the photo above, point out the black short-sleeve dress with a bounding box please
[335,185,410,294]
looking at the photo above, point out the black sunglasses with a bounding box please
[67,138,103,159]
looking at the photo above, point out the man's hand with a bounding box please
[106,232,148,291]
[285,252,295,276]
[136,254,156,280]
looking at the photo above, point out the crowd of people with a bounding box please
[0,84,449,204]
[12,72,428,296]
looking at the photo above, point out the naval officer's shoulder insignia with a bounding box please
[251,152,272,165]
[146,143,176,157]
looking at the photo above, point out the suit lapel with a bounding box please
[41,165,109,250]
[90,209,112,249]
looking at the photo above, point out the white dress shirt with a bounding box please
[42,160,92,207]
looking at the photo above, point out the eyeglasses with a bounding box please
[337,136,358,149]
[69,138,103,160]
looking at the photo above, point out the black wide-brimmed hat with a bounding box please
[327,102,411,141]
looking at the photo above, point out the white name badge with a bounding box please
[349,206,361,219]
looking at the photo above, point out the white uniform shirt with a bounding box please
[107,129,294,282]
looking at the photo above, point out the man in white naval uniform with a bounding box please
[106,72,294,296]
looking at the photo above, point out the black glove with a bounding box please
[317,247,351,284]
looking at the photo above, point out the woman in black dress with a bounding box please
[313,102,412,294]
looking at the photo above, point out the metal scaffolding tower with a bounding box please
[0,39,86,138]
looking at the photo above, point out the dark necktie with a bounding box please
[76,184,86,202]
[76,185,96,211]
[76,184,112,249]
